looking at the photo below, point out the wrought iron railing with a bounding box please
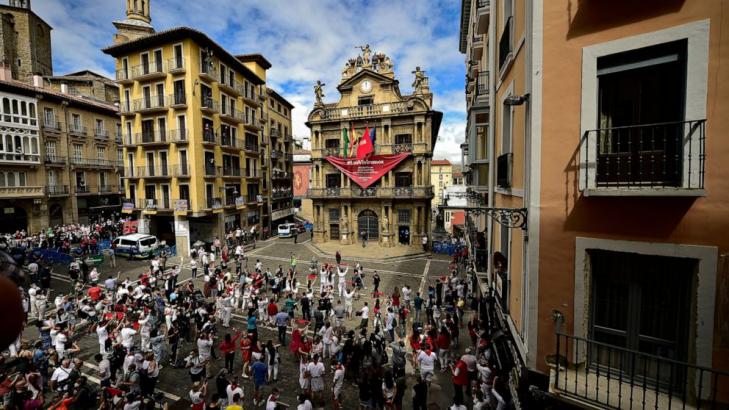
[476,71,489,96]
[168,57,185,72]
[320,101,410,120]
[580,120,706,190]
[202,129,217,144]
[173,164,190,177]
[134,95,169,111]
[169,129,189,143]
[308,186,433,199]
[46,185,69,196]
[554,332,729,409]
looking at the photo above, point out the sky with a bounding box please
[35,0,467,164]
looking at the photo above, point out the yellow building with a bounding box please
[430,159,452,208]
[263,86,295,229]
[103,2,270,255]
[307,48,442,247]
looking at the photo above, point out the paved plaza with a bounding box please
[19,236,475,409]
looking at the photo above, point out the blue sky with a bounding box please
[35,0,466,163]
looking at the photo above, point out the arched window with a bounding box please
[4,135,11,153]
[3,98,10,121]
[30,137,38,154]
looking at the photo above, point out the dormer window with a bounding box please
[358,96,373,106]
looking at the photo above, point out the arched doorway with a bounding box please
[49,203,64,227]
[0,206,27,233]
[357,210,379,241]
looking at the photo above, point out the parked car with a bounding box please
[277,223,296,238]
[112,233,159,259]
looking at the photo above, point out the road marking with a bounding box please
[82,362,181,401]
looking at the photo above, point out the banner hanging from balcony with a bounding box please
[325,153,409,189]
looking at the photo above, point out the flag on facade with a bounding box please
[356,126,373,159]
[370,127,376,151]
[342,128,349,157]
[350,124,357,157]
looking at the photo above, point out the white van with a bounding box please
[277,223,296,238]
[112,233,159,259]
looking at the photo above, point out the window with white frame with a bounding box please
[73,144,83,161]
[96,146,105,160]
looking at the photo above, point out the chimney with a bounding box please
[32,74,43,88]
[60,83,68,94]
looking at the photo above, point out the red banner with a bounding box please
[325,153,410,188]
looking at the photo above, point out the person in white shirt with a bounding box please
[120,323,137,351]
[265,388,280,410]
[385,308,396,341]
[89,267,100,283]
[332,362,345,409]
[96,320,110,354]
[307,355,326,401]
[297,393,313,410]
[197,333,214,361]
[226,378,244,404]
[50,359,73,391]
[336,265,348,297]
[401,285,412,309]
[358,302,369,330]
[417,349,438,383]
[318,321,334,359]
[219,293,233,328]
[319,266,328,293]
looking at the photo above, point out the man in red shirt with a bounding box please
[87,285,103,302]
[266,300,278,327]
[450,358,468,406]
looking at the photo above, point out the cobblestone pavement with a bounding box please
[21,237,474,409]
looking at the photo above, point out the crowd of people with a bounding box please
[1,220,126,256]
[0,233,507,409]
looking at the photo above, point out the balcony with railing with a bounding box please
[471,33,484,60]
[202,129,217,145]
[271,169,291,180]
[476,0,490,34]
[169,129,189,144]
[136,198,160,211]
[201,98,219,114]
[116,68,133,83]
[46,185,69,196]
[0,151,40,164]
[168,57,185,73]
[119,100,134,115]
[199,63,218,82]
[319,101,410,121]
[270,128,280,139]
[98,184,120,194]
[243,115,261,131]
[244,142,260,154]
[136,165,171,178]
[206,196,223,210]
[204,164,221,178]
[308,185,433,199]
[551,332,729,410]
[173,164,190,177]
[220,108,245,124]
[68,124,88,138]
[222,167,242,178]
[270,149,282,159]
[242,89,260,106]
[75,184,94,195]
[170,93,187,108]
[579,120,706,196]
[134,95,169,112]
[42,117,63,134]
[132,61,166,81]
[498,15,514,71]
[44,155,66,166]
[472,71,490,108]
[272,188,293,199]
[220,134,238,149]
[94,128,109,140]
[219,79,242,97]
[136,131,169,146]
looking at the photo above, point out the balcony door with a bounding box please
[146,152,155,176]
[173,44,183,69]
[153,49,163,72]
[141,53,150,75]
[597,40,687,187]
[159,151,168,176]
[589,250,692,391]
[143,86,151,109]
[174,80,185,105]
[141,120,154,143]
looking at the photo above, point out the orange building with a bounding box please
[460,0,728,407]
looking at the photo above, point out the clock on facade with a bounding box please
[360,80,372,93]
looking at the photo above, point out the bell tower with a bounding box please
[112,0,154,44]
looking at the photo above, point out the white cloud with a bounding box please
[433,120,466,165]
[36,0,466,154]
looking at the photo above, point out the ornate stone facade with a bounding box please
[307,48,442,248]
